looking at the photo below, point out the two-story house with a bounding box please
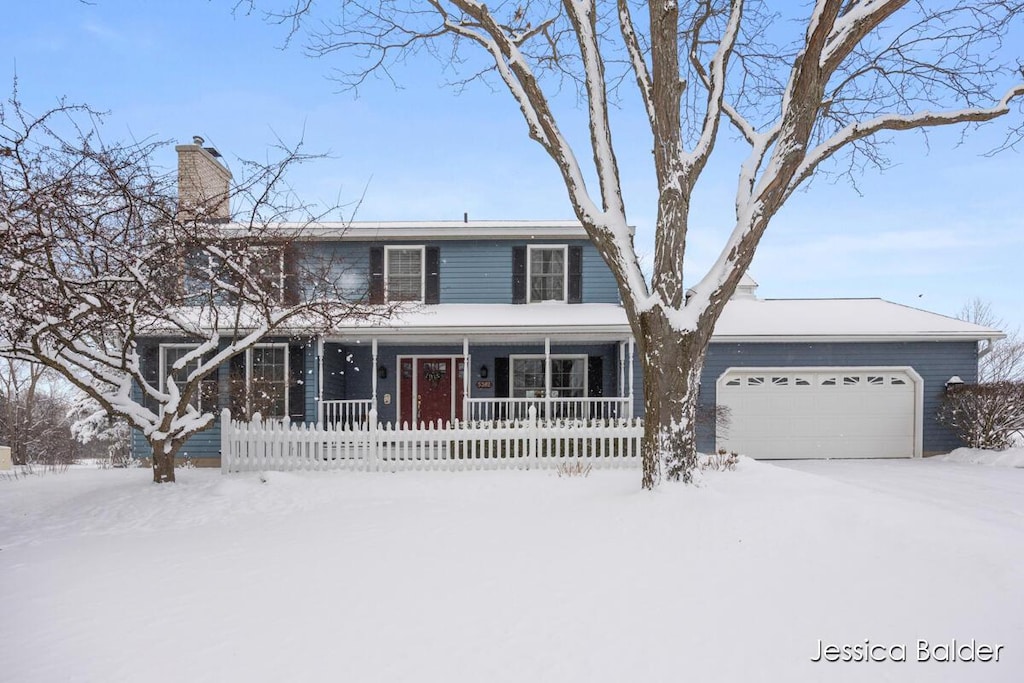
[134,138,1003,466]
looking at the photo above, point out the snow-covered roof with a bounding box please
[221,220,629,241]
[713,298,1003,342]
[144,299,1000,344]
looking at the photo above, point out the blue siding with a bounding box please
[303,239,619,304]
[692,341,979,455]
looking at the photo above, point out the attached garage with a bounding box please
[716,367,922,459]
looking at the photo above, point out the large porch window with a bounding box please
[510,355,586,398]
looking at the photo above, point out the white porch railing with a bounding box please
[222,407,643,473]
[464,397,632,422]
[321,399,374,428]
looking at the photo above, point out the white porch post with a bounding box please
[371,337,378,415]
[627,336,635,420]
[618,341,626,412]
[317,336,325,426]
[462,337,470,423]
[544,336,551,422]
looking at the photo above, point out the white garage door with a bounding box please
[716,368,919,459]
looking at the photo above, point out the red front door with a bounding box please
[399,357,466,426]
[417,358,452,425]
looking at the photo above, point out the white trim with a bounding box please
[526,244,568,303]
[384,245,426,303]
[371,337,379,406]
[715,365,923,459]
[462,338,470,422]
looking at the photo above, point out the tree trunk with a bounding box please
[637,308,709,489]
[151,440,177,483]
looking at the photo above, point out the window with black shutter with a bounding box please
[368,246,384,303]
[288,344,306,423]
[512,247,526,304]
[425,246,440,304]
[587,356,604,397]
[568,245,583,303]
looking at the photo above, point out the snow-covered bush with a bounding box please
[701,450,739,472]
[69,398,133,468]
[938,383,1024,451]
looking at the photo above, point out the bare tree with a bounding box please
[241,0,1024,488]
[1,92,383,483]
[958,298,1024,382]
[0,358,77,465]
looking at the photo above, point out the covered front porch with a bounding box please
[312,322,639,428]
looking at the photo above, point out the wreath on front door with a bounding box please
[423,363,446,388]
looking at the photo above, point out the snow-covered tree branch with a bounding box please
[1,92,387,483]
[244,0,1023,488]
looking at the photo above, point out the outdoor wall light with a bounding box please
[479,364,489,379]
[378,365,388,380]
[945,375,964,392]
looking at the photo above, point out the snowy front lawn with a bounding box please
[1,454,1022,683]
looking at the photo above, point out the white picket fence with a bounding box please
[220,408,644,473]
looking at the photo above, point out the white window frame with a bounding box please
[526,245,568,303]
[509,354,588,398]
[159,343,204,412]
[384,245,426,303]
[246,343,290,419]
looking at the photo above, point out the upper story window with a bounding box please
[512,245,582,304]
[528,246,567,302]
[369,246,440,304]
[385,246,425,302]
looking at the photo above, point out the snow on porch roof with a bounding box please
[330,298,1001,343]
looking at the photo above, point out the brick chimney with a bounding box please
[175,135,232,221]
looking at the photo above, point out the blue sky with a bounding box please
[4,0,1022,332]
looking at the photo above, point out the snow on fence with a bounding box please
[220,407,643,473]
